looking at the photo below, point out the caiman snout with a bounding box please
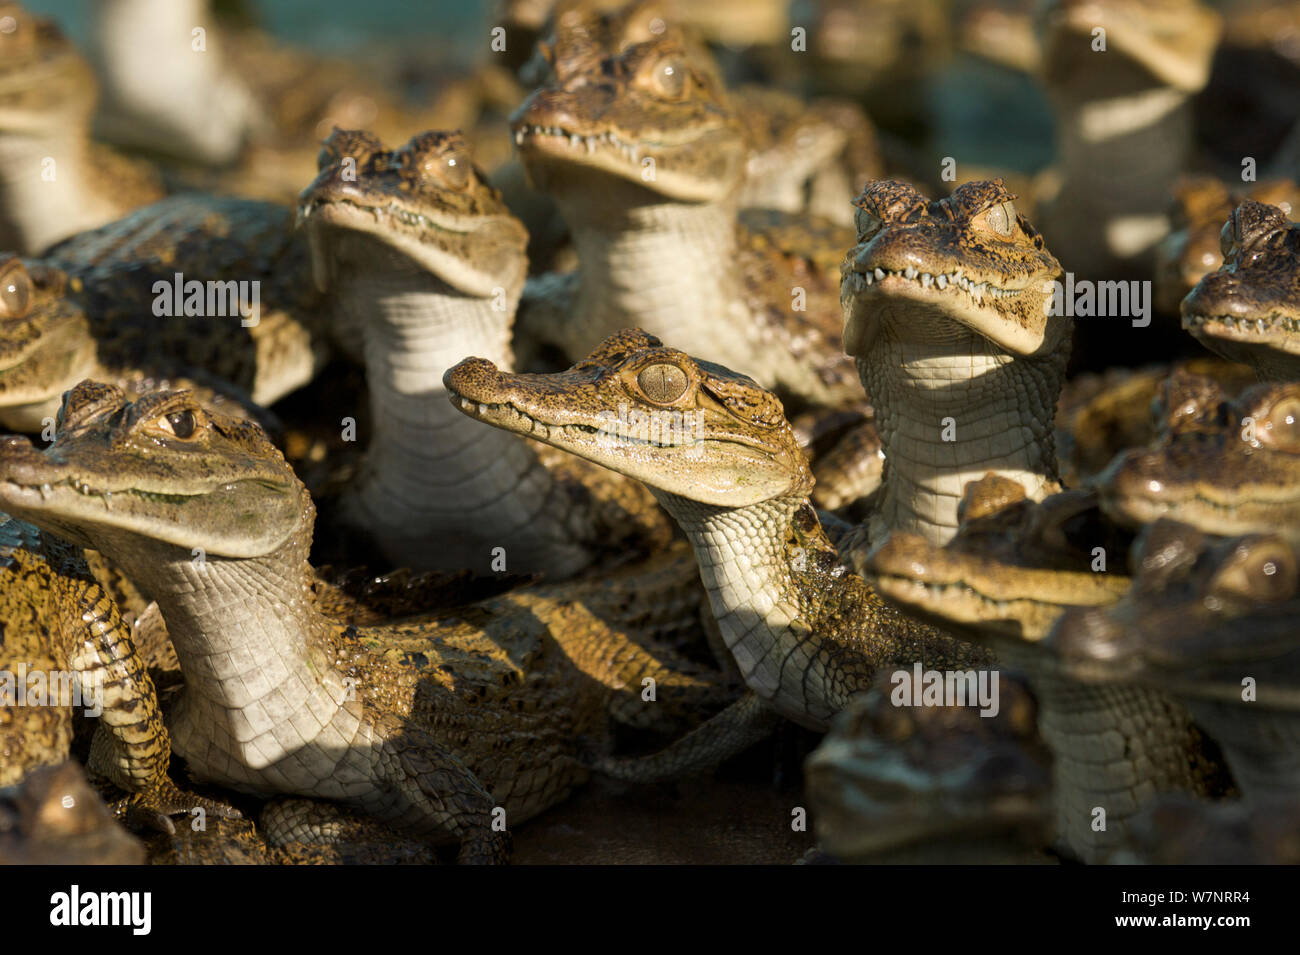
[1183,272,1250,317]
[0,432,52,486]
[443,356,507,406]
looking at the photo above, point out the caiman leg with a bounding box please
[44,537,239,825]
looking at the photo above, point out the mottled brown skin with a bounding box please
[1051,521,1299,701]
[446,330,992,741]
[1054,359,1258,486]
[806,671,1054,864]
[1155,177,1299,316]
[843,179,1065,358]
[1099,380,1300,545]
[515,26,745,202]
[862,476,1232,863]
[298,127,675,577]
[0,2,162,254]
[525,0,878,225]
[1050,521,1300,800]
[512,28,861,409]
[0,194,329,431]
[1181,200,1300,381]
[841,178,1068,546]
[0,381,733,862]
[299,128,530,293]
[865,475,1134,645]
[0,503,231,825]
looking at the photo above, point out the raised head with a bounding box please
[298,127,528,298]
[511,29,747,204]
[841,179,1065,358]
[1099,381,1300,542]
[1181,199,1300,381]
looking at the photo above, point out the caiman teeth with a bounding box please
[9,476,194,506]
[843,266,1027,301]
[879,573,1016,616]
[515,124,643,163]
[1183,312,1300,335]
[455,395,700,449]
[301,197,458,233]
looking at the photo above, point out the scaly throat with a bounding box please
[90,0,255,163]
[1051,86,1193,265]
[859,320,1063,545]
[557,188,752,369]
[0,127,117,253]
[337,267,594,576]
[90,528,366,798]
[651,490,988,729]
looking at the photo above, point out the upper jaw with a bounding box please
[442,358,800,507]
[296,192,525,299]
[510,95,745,204]
[0,434,300,559]
[1181,279,1300,356]
[840,253,1056,358]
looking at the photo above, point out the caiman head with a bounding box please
[1035,0,1222,97]
[0,2,98,137]
[1049,520,1300,705]
[443,328,811,508]
[1181,199,1300,382]
[1155,177,1298,316]
[511,27,747,205]
[0,256,98,431]
[1099,380,1300,543]
[0,381,309,570]
[841,178,1066,360]
[523,0,685,85]
[297,127,528,299]
[805,671,1050,862]
[865,474,1132,644]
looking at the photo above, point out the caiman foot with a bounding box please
[110,777,243,836]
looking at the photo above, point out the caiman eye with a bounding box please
[1260,395,1300,451]
[649,57,686,98]
[980,201,1017,237]
[1219,220,1239,263]
[854,207,882,239]
[0,261,31,318]
[636,363,688,403]
[156,410,197,439]
[422,151,471,189]
[1210,539,1298,603]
